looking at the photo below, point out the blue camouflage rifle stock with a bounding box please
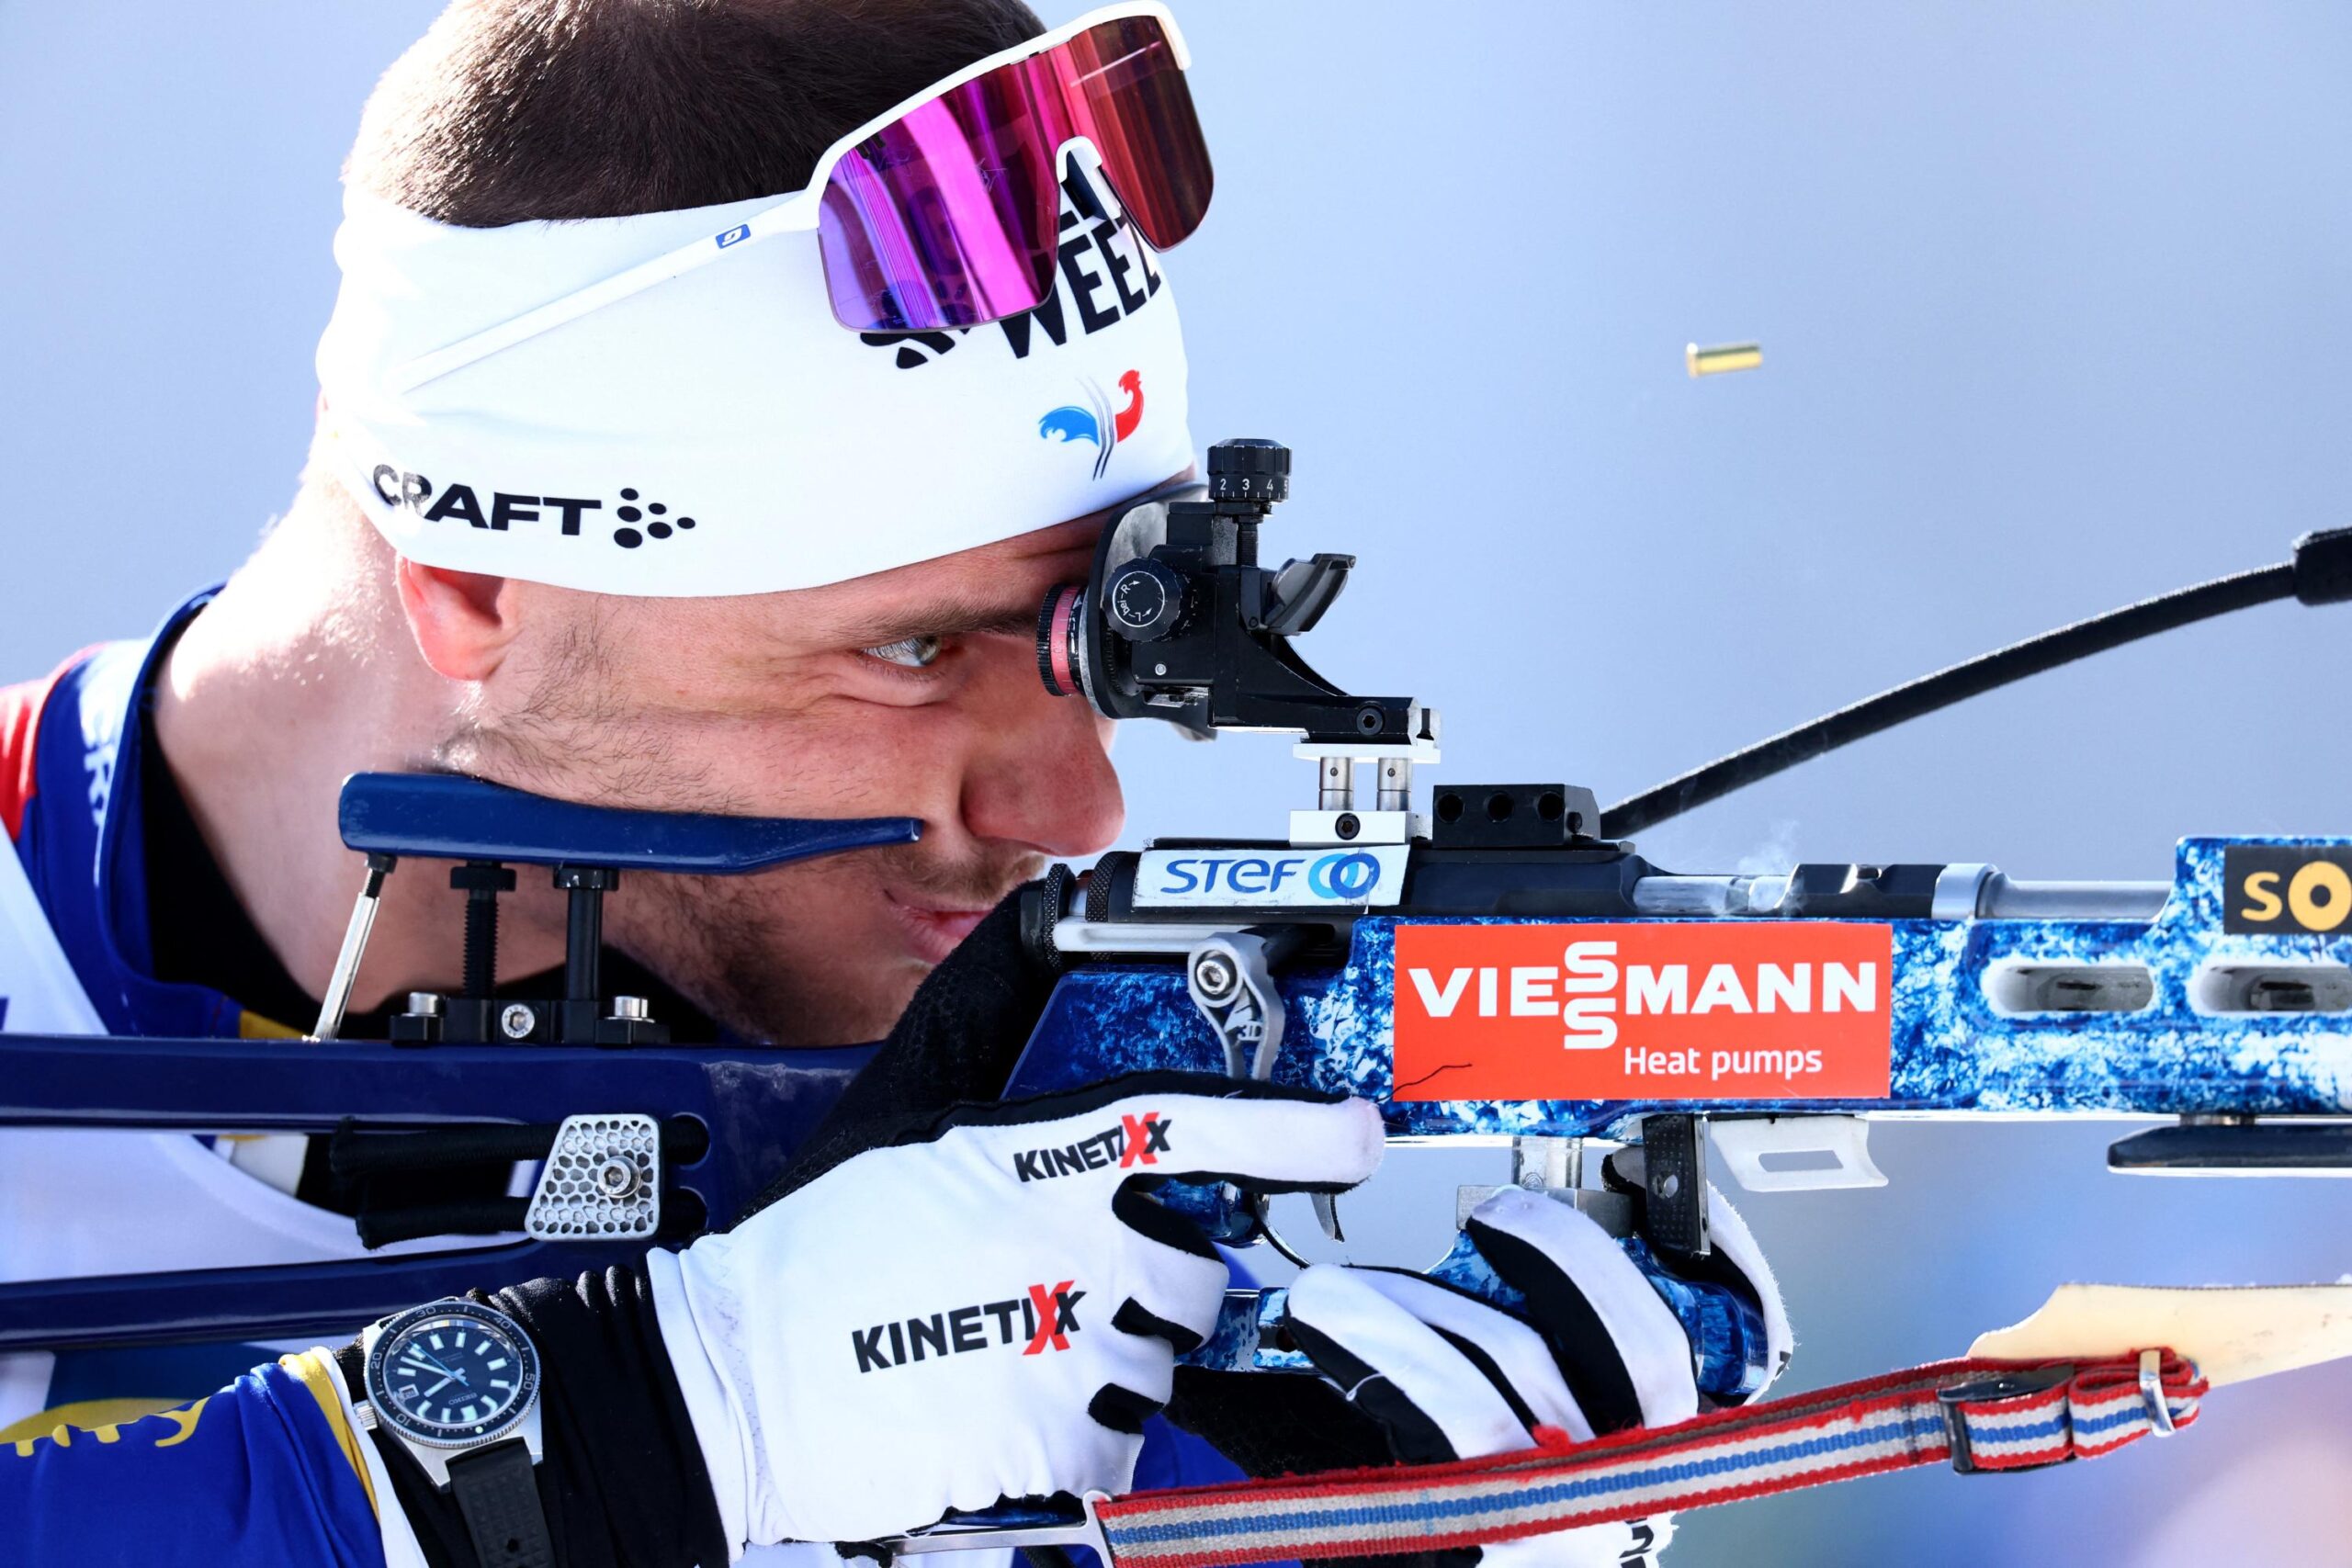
[1004,833,2352,1397]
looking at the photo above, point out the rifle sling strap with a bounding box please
[1095,1352,2205,1566]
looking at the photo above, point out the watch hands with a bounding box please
[401,1350,471,1388]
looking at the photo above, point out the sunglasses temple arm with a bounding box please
[382,3,1186,393]
[387,200,815,394]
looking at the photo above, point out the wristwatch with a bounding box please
[354,1298,551,1568]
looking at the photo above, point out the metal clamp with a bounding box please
[1937,1363,2075,1474]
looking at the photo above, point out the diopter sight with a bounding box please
[1035,438,1426,746]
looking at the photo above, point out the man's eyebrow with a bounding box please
[828,595,1047,649]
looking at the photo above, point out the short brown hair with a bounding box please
[350,0,1045,227]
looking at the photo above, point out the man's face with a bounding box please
[435,489,1159,1045]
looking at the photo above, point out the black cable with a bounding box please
[330,1118,710,1181]
[332,1120,560,1179]
[1599,526,2352,839]
[356,1196,528,1249]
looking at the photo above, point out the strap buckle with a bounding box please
[885,1493,1113,1562]
[1938,1363,2075,1474]
[2139,1348,2178,1437]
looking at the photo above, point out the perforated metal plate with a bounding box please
[526,1113,660,1241]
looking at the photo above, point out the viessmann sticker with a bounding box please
[1392,922,1894,1102]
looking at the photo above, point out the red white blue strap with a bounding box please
[1089,1353,2204,1567]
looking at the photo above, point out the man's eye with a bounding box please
[862,635,945,670]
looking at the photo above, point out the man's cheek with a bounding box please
[684,707,947,817]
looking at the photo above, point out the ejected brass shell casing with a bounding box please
[1686,342,1762,378]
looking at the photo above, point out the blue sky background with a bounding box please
[6,3,2352,1560]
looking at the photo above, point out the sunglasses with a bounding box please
[396,2,1209,392]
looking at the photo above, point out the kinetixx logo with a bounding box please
[1012,1111,1170,1182]
[851,1281,1087,1372]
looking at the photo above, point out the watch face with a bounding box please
[366,1301,539,1449]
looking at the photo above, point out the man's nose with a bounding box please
[960,656,1125,858]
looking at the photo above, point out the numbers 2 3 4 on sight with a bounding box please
[1392,923,1894,1102]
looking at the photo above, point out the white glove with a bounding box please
[1284,1184,1791,1568]
[650,1073,1384,1551]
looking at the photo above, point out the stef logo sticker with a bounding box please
[1133,846,1410,908]
[1392,922,1894,1103]
[2223,846,2352,934]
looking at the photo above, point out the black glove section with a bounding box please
[741,886,1058,1217]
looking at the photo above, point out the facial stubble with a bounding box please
[434,647,1045,1045]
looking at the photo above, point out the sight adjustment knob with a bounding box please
[1105,558,1188,642]
[1207,437,1290,504]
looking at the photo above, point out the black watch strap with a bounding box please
[446,1440,553,1568]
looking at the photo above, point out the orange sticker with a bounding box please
[1392,922,1894,1102]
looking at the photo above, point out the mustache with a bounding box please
[866,840,1048,909]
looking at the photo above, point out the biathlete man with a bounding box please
[0,4,1789,1564]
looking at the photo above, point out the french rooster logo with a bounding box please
[1038,370,1144,479]
[1113,369,1145,441]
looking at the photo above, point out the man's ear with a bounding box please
[395,557,521,682]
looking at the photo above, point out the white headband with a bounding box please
[315,167,1192,596]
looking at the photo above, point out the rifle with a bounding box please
[1003,437,2352,1394]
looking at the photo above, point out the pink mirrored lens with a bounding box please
[817,17,1211,333]
[819,68,1062,333]
[1048,17,1212,253]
